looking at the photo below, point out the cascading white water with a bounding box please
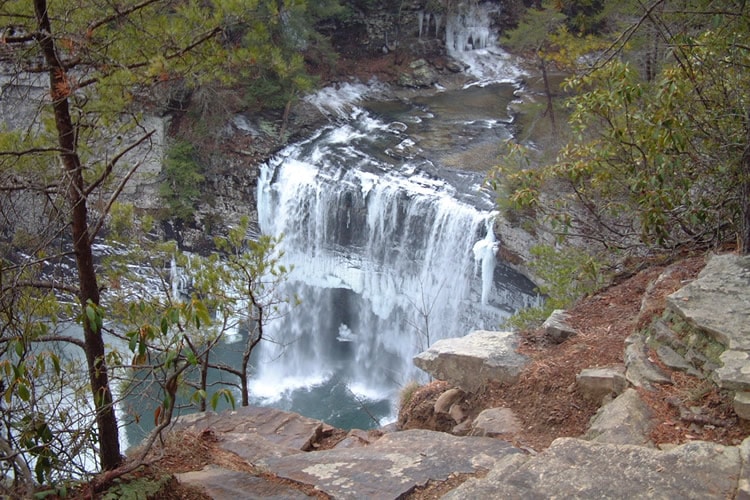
[251,91,539,427]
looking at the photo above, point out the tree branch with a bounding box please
[85,128,155,195]
[86,0,164,34]
[3,279,78,295]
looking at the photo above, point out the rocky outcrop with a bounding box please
[173,404,750,499]
[398,59,439,87]
[264,430,520,499]
[413,330,529,392]
[175,407,522,499]
[443,437,745,499]
[662,254,750,420]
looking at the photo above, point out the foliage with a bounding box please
[240,0,343,114]
[159,141,205,222]
[100,473,172,500]
[210,216,296,407]
[0,0,312,493]
[503,244,606,329]
[496,2,750,332]
[496,3,750,254]
[557,0,606,34]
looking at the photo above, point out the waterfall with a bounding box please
[170,255,192,301]
[252,97,538,427]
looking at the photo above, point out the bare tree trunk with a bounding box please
[740,109,750,254]
[199,350,209,412]
[539,52,556,130]
[34,0,122,470]
[241,291,263,407]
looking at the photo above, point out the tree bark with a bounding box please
[241,287,263,407]
[33,0,122,470]
[539,54,556,130]
[741,109,750,255]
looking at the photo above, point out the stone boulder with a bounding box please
[413,330,529,392]
[584,388,654,446]
[576,365,628,403]
[398,59,439,88]
[470,407,522,438]
[542,309,577,343]
[434,388,465,414]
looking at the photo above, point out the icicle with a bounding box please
[472,219,499,306]
[444,3,498,53]
[434,14,442,38]
[417,11,424,38]
[170,255,180,301]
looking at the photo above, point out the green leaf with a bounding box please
[85,303,97,328]
[191,389,207,404]
[186,350,198,365]
[17,382,30,402]
[128,332,138,352]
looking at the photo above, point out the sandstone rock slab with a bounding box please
[716,349,750,391]
[667,253,750,350]
[413,330,529,392]
[176,465,310,500]
[171,406,329,464]
[470,407,521,437]
[584,388,654,446]
[444,437,741,499]
[576,365,628,403]
[734,391,750,420]
[624,334,672,388]
[656,344,703,378]
[264,429,522,499]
